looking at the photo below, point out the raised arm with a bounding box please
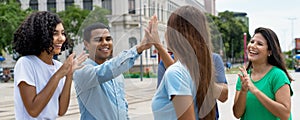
[145,15,174,68]
[73,31,153,91]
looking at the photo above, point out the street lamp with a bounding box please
[243,33,247,65]
[288,17,297,67]
[139,0,143,81]
[288,17,296,51]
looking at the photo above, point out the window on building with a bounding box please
[29,0,38,11]
[143,5,146,16]
[128,0,135,14]
[102,0,112,14]
[148,0,151,17]
[167,1,179,19]
[65,0,74,9]
[157,3,159,20]
[47,0,56,12]
[129,37,137,48]
[83,0,93,10]
[151,1,155,16]
[161,5,164,21]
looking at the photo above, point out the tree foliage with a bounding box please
[0,0,32,53]
[57,5,90,40]
[78,5,110,40]
[208,11,251,62]
[80,6,110,28]
[57,5,110,45]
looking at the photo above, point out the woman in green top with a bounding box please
[233,27,293,120]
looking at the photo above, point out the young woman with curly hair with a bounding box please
[13,11,88,119]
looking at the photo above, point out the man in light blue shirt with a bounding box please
[73,23,152,120]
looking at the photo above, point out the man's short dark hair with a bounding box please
[83,22,110,42]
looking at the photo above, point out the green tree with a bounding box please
[57,4,90,41]
[57,5,110,45]
[208,11,251,63]
[206,14,225,56]
[0,0,32,53]
[283,50,294,69]
[79,6,110,35]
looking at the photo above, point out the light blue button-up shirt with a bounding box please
[73,47,140,120]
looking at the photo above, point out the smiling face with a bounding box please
[51,23,66,55]
[84,28,113,64]
[247,33,271,64]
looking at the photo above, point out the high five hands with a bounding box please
[137,15,162,53]
[144,15,161,47]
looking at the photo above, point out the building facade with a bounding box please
[19,0,216,72]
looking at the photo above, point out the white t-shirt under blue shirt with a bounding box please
[14,55,65,120]
[152,60,197,120]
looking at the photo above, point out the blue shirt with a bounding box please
[152,60,198,120]
[73,47,140,120]
[157,54,174,88]
[212,53,227,120]
[156,53,227,119]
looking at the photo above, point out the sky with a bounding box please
[216,0,300,52]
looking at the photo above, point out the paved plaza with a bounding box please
[1,73,299,120]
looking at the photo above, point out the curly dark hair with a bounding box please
[13,11,69,56]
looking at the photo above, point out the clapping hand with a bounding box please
[238,66,257,93]
[68,52,89,75]
[59,52,88,78]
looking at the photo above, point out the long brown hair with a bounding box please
[166,6,216,119]
[247,27,293,82]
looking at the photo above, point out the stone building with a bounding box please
[18,0,216,73]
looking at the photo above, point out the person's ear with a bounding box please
[84,40,89,50]
[268,51,272,57]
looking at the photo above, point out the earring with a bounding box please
[268,54,271,57]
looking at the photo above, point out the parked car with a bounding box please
[295,65,300,72]
[10,68,14,78]
[0,67,12,82]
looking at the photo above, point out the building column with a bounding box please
[93,0,101,8]
[74,0,83,9]
[20,0,29,10]
[112,0,128,15]
[38,0,47,11]
[56,0,64,12]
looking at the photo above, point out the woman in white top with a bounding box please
[13,11,88,120]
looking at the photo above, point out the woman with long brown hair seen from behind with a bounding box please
[145,6,216,120]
